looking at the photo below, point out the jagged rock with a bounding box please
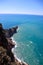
[0,47,11,65]
[0,23,28,65]
[0,23,16,50]
[0,23,18,38]
[0,47,28,65]
[5,26,18,38]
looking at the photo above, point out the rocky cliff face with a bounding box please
[0,23,28,65]
[0,47,28,65]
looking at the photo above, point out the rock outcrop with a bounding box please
[0,23,28,65]
[5,26,18,38]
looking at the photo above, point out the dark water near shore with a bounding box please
[0,14,43,65]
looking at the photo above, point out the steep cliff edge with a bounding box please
[0,23,28,65]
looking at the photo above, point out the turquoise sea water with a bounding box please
[0,14,43,65]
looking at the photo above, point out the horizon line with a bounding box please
[0,13,43,16]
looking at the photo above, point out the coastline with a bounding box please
[11,37,28,65]
[0,23,28,65]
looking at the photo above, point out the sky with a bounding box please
[0,0,43,15]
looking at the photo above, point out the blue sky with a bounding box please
[0,0,43,15]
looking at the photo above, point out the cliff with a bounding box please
[0,23,28,65]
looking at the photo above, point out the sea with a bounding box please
[0,14,43,65]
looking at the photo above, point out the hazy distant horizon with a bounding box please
[0,13,43,16]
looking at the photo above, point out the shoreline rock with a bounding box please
[0,23,29,65]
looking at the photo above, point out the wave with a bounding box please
[11,37,26,64]
[11,37,17,47]
[11,37,22,62]
[29,41,33,44]
[11,37,17,53]
[14,55,27,64]
[17,27,20,32]
[14,55,21,63]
